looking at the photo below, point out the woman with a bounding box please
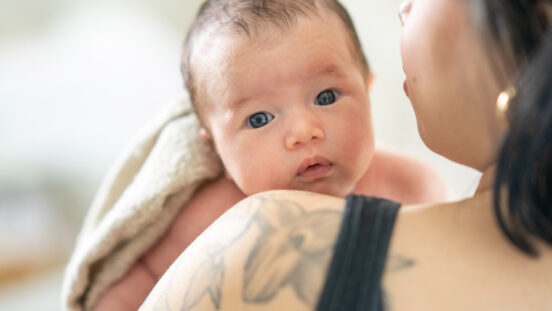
[139,0,552,310]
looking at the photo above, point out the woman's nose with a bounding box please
[399,0,412,26]
[284,117,325,150]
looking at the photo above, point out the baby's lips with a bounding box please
[297,155,332,175]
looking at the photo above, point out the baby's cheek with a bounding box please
[235,157,284,196]
[344,121,374,172]
[345,116,373,151]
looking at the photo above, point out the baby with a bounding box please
[183,0,444,202]
[92,1,444,309]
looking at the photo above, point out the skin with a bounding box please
[92,9,446,311]
[194,11,375,198]
[139,189,552,311]
[191,9,445,200]
[137,0,552,310]
[399,0,503,171]
[92,177,246,311]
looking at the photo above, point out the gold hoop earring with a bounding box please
[496,86,516,128]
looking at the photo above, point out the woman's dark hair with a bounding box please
[473,0,551,82]
[471,0,552,256]
[491,0,552,257]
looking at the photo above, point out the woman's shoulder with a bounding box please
[139,191,405,311]
[383,192,552,310]
[140,190,347,311]
[140,190,552,311]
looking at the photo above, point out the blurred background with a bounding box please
[0,0,480,309]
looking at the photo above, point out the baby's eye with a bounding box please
[247,112,274,128]
[315,90,339,106]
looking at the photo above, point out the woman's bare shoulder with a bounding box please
[139,190,346,311]
[383,193,552,310]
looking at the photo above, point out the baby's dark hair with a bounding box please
[181,0,370,124]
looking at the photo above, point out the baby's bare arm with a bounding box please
[93,176,245,311]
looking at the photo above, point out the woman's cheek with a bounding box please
[400,28,419,84]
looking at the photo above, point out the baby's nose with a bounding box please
[285,118,325,150]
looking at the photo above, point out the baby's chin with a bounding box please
[242,183,353,198]
[293,182,355,198]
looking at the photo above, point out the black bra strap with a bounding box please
[317,195,401,311]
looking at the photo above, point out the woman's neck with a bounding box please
[475,164,496,195]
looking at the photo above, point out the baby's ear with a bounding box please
[366,73,375,92]
[199,127,212,140]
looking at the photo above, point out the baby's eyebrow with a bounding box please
[227,94,253,111]
[227,63,345,110]
[226,89,262,115]
[311,63,345,78]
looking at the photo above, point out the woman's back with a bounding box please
[139,189,552,311]
[384,189,552,310]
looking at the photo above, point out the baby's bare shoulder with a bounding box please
[356,149,447,204]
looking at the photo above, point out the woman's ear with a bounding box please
[366,73,375,92]
[199,127,211,140]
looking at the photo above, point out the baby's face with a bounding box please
[193,13,374,197]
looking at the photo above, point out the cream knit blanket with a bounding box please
[61,95,223,310]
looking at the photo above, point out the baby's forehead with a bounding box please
[192,15,351,73]
[196,32,344,83]
[190,12,364,110]
[191,7,346,56]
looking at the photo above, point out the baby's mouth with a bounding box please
[297,156,333,181]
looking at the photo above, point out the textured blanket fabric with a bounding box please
[61,95,223,311]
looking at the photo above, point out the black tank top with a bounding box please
[317,195,401,311]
